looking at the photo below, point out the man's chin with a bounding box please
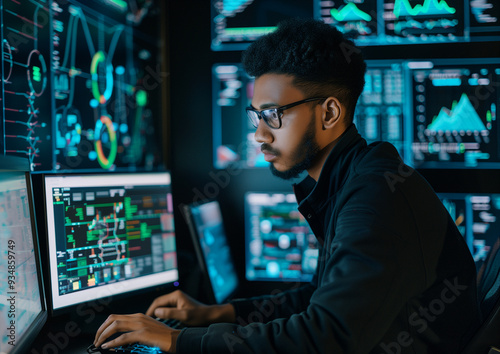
[269,163,304,180]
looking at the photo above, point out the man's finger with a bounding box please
[145,292,180,317]
[100,331,135,350]
[154,307,186,321]
[94,315,139,348]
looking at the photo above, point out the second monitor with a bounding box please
[245,192,319,282]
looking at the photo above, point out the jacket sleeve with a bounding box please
[228,278,317,324]
[176,201,428,353]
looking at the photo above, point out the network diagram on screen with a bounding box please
[0,0,163,172]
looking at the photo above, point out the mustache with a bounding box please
[260,144,280,156]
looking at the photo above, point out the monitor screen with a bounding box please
[212,64,265,169]
[354,60,408,159]
[438,192,500,270]
[211,0,314,51]
[184,201,239,304]
[1,0,165,172]
[316,0,500,45]
[0,158,47,354]
[245,192,319,282]
[43,172,178,311]
[409,58,500,168]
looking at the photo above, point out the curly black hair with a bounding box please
[242,18,366,122]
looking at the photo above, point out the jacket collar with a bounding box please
[293,124,365,242]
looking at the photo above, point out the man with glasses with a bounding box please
[94,18,481,353]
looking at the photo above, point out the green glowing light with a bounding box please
[331,3,372,22]
[394,0,456,19]
[108,0,128,10]
[33,66,41,82]
[224,27,277,36]
[136,90,147,107]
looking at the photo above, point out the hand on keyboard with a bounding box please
[93,313,181,353]
[145,289,235,326]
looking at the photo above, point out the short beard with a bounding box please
[270,114,320,180]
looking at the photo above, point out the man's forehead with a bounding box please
[252,74,303,106]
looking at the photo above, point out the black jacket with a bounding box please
[177,125,481,353]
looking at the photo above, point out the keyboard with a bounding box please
[87,319,184,354]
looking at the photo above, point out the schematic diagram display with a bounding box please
[316,0,500,45]
[44,173,178,310]
[211,0,314,51]
[51,0,163,171]
[354,60,407,159]
[1,0,164,172]
[1,0,53,171]
[438,193,500,270]
[410,59,500,168]
[245,193,319,282]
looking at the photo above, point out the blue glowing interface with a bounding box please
[211,0,500,50]
[245,193,319,282]
[438,193,500,270]
[410,59,500,168]
[186,201,239,304]
[211,0,314,51]
[318,0,499,45]
[353,60,408,159]
[212,64,264,169]
[1,0,164,172]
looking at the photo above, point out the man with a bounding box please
[94,18,481,353]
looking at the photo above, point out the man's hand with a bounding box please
[146,290,235,326]
[93,313,180,352]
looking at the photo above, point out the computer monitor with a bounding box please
[438,192,500,270]
[409,58,500,168]
[316,0,500,46]
[1,0,164,173]
[182,200,239,304]
[43,172,178,312]
[245,192,319,282]
[211,0,314,51]
[0,156,47,354]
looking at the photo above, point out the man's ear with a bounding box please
[322,97,344,130]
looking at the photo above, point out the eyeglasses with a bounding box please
[246,97,326,129]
